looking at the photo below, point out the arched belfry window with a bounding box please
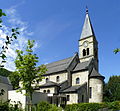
[83,49,86,56]
[76,78,80,84]
[47,90,50,93]
[46,78,49,83]
[43,90,46,93]
[87,48,89,55]
[56,76,60,82]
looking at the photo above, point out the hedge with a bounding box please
[64,101,120,111]
[1,100,120,111]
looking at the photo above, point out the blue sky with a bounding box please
[0,0,120,82]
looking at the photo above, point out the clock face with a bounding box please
[83,41,88,47]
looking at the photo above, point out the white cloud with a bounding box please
[0,6,38,71]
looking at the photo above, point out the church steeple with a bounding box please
[79,8,98,71]
[80,7,95,39]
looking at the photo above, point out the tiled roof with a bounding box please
[39,81,58,88]
[45,57,72,74]
[45,55,91,75]
[60,83,87,93]
[73,60,90,72]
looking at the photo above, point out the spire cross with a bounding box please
[86,6,89,14]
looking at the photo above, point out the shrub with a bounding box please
[65,103,101,111]
[64,102,120,111]
[37,101,51,111]
[0,101,9,111]
[105,101,120,110]
[0,101,23,111]
[37,101,62,111]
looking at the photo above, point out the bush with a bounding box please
[37,101,51,111]
[0,101,9,111]
[64,102,120,111]
[105,101,120,111]
[65,103,101,111]
[37,101,62,111]
[0,101,23,111]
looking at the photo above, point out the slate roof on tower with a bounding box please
[89,68,105,79]
[80,8,95,39]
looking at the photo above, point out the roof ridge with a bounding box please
[46,56,72,66]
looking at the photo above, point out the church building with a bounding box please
[38,8,105,105]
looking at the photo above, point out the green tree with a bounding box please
[114,48,120,54]
[103,75,120,102]
[13,40,47,111]
[0,68,12,77]
[0,9,19,68]
[9,71,20,89]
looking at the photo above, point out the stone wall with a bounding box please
[65,93,78,104]
[89,78,103,103]
[0,83,12,102]
[39,72,68,85]
[72,71,89,86]
[79,36,95,62]
[40,87,56,94]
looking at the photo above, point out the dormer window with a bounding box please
[76,78,80,84]
[46,78,49,83]
[56,76,60,82]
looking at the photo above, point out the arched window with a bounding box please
[76,78,80,84]
[82,95,84,102]
[83,49,86,56]
[47,90,50,93]
[56,76,60,82]
[89,87,92,98]
[43,90,46,93]
[67,95,70,101]
[46,78,49,83]
[87,48,89,55]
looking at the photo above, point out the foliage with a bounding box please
[104,101,120,111]
[0,9,19,68]
[65,103,101,111]
[0,101,23,111]
[37,101,62,111]
[9,71,20,89]
[0,68,12,77]
[103,75,120,102]
[12,40,47,110]
[114,48,120,54]
[64,102,120,111]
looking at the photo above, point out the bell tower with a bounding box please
[79,8,98,71]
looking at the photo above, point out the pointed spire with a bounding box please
[80,7,95,39]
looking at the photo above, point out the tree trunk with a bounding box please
[28,92,32,111]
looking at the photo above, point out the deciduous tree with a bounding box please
[13,40,47,111]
